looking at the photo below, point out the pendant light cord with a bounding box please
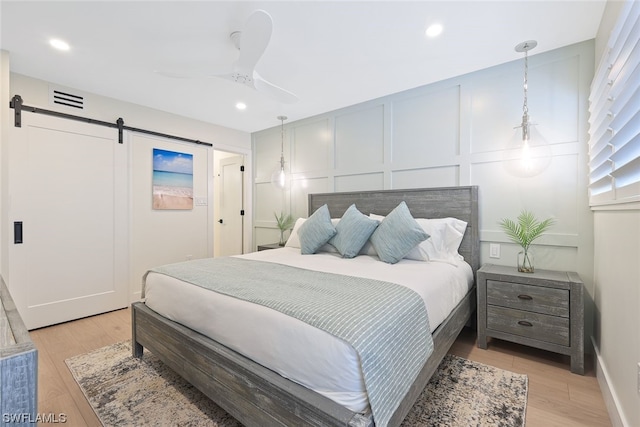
[522,49,529,117]
[277,115,287,169]
[515,40,537,141]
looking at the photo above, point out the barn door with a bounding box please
[8,114,128,329]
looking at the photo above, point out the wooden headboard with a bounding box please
[309,186,480,275]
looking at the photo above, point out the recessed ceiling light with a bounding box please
[425,24,443,38]
[49,38,70,51]
[236,102,247,110]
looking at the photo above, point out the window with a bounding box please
[588,0,640,206]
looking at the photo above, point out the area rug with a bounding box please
[66,341,527,426]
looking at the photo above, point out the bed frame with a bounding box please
[132,186,479,427]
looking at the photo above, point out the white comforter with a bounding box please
[143,247,473,413]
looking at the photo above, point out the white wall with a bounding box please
[593,211,639,427]
[0,51,10,285]
[592,2,640,426]
[129,133,212,300]
[252,41,595,345]
[2,70,252,302]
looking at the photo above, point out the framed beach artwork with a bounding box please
[152,148,194,210]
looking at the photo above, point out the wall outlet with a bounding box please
[186,254,193,261]
[489,243,501,259]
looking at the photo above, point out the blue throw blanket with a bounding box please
[146,257,433,427]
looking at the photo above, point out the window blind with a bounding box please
[588,0,640,206]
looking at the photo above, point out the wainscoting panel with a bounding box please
[392,166,459,190]
[391,85,460,166]
[254,182,287,224]
[471,153,580,242]
[254,227,281,247]
[470,54,581,155]
[335,106,384,170]
[292,119,332,174]
[291,176,330,217]
[335,172,384,192]
[253,130,283,181]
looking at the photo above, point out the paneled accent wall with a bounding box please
[252,41,595,343]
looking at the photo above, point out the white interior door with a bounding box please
[8,114,128,329]
[217,155,244,256]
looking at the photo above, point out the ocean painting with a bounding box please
[152,148,193,210]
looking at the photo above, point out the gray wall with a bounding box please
[252,40,595,347]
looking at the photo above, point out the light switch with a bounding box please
[489,243,500,258]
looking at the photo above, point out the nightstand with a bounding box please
[257,243,283,251]
[477,264,584,374]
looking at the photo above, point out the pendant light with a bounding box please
[507,40,551,177]
[270,115,289,190]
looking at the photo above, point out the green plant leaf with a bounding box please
[498,210,555,251]
[274,211,296,231]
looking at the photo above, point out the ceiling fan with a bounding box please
[158,10,299,104]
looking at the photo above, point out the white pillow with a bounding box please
[369,214,466,262]
[285,217,339,253]
[285,217,306,248]
[359,240,378,256]
[414,218,467,262]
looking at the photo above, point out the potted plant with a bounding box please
[274,212,296,246]
[498,210,555,273]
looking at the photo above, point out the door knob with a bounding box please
[218,219,223,224]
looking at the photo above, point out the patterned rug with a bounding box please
[66,341,527,426]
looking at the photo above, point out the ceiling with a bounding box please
[1,1,606,133]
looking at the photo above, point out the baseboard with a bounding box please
[592,336,628,427]
[130,290,142,304]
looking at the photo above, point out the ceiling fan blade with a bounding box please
[253,71,299,104]
[236,10,273,71]
[157,9,296,104]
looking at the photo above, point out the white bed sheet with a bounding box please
[143,247,473,413]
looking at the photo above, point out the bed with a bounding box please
[132,186,479,427]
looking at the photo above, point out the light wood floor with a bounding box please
[30,307,611,427]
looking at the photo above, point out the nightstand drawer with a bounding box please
[487,305,570,346]
[487,280,569,317]
[478,265,584,374]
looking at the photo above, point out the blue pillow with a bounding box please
[298,204,337,254]
[329,204,379,258]
[370,201,429,264]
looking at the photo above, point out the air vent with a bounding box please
[49,87,85,110]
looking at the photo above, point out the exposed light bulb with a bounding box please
[270,163,289,190]
[521,139,532,172]
[425,24,443,38]
[49,38,70,51]
[276,169,286,188]
[270,116,289,190]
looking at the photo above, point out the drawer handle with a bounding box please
[517,294,533,300]
[517,320,533,327]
